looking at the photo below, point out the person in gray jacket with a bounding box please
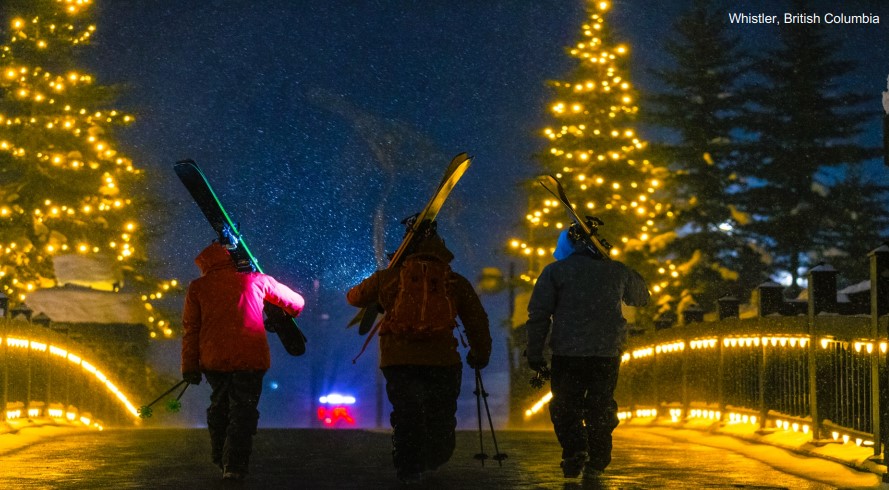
[525,228,649,479]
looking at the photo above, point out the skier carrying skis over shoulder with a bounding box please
[181,242,305,481]
[524,227,649,479]
[346,224,492,485]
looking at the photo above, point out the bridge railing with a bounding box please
[1,317,145,428]
[616,315,882,448]
[616,245,889,456]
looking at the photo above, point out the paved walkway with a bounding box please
[0,427,879,488]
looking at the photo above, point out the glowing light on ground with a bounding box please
[524,392,553,417]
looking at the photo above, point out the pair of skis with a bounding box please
[538,175,612,260]
[348,152,472,335]
[174,160,308,356]
[175,152,474,355]
[175,160,595,355]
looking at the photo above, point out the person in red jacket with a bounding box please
[181,242,305,481]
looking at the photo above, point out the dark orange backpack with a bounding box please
[382,256,457,336]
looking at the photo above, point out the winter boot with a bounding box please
[560,451,588,478]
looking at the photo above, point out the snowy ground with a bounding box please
[0,418,99,456]
[624,417,884,488]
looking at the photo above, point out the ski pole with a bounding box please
[473,369,488,466]
[175,381,190,401]
[138,379,188,418]
[476,367,507,465]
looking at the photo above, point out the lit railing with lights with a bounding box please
[609,319,882,451]
[1,318,143,429]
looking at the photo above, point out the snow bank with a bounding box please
[623,418,882,488]
[23,285,145,324]
[0,419,99,456]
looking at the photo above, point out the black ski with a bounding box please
[174,160,307,356]
[539,175,612,260]
[349,152,473,334]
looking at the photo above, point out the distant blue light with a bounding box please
[269,381,279,390]
[319,393,356,405]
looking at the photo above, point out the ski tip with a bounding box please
[451,152,472,165]
[175,159,197,166]
[538,175,557,191]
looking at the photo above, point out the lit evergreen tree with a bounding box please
[503,0,673,426]
[507,0,671,289]
[645,0,769,312]
[736,0,877,289]
[0,0,176,335]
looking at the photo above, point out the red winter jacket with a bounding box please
[181,243,305,373]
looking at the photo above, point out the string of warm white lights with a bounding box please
[507,0,673,289]
[0,0,177,337]
[3,334,139,422]
[526,333,878,448]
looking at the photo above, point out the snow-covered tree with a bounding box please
[645,0,769,311]
[814,169,889,285]
[0,0,175,336]
[736,0,879,288]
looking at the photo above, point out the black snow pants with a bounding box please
[549,355,621,471]
[381,364,462,476]
[205,370,265,474]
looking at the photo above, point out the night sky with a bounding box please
[80,0,889,427]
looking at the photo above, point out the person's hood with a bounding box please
[553,229,582,261]
[410,234,455,263]
[194,242,236,275]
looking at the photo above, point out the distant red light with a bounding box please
[317,405,356,427]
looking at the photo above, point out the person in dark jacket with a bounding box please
[525,229,649,479]
[346,230,492,484]
[181,242,305,481]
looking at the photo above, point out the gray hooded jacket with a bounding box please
[525,251,650,361]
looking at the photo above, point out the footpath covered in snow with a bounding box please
[0,417,101,456]
[625,418,883,488]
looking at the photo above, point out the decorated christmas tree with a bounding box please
[508,1,670,295]
[0,0,175,336]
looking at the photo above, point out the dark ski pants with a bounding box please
[205,370,265,474]
[381,364,462,475]
[549,355,621,471]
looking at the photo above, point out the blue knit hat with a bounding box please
[553,230,581,260]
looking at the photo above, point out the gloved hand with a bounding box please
[527,357,551,390]
[466,350,488,370]
[183,371,202,385]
